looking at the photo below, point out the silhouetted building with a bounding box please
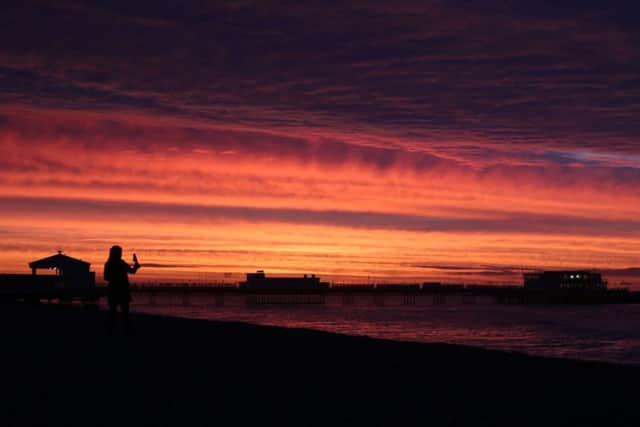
[239,270,329,291]
[29,252,95,289]
[0,252,96,293]
[523,271,606,290]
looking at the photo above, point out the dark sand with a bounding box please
[1,303,638,426]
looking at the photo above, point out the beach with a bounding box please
[1,302,638,426]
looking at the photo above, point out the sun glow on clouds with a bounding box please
[1,1,640,286]
[1,105,639,286]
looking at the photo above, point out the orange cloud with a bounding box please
[1,106,640,287]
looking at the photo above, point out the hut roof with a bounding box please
[29,253,90,269]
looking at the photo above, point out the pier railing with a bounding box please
[2,280,637,307]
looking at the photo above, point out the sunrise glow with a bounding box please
[1,2,639,286]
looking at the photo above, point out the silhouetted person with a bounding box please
[104,245,140,335]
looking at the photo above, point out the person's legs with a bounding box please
[107,300,117,335]
[122,301,131,335]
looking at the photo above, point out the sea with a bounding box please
[126,292,640,366]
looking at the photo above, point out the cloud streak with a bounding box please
[2,196,640,237]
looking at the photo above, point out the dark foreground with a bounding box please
[1,303,638,426]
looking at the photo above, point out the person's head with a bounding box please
[109,245,123,260]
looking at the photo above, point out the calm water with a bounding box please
[127,293,640,366]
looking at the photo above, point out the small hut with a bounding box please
[29,251,95,289]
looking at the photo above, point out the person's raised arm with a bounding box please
[125,254,141,274]
[133,253,141,272]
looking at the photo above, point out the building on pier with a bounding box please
[239,270,329,291]
[28,251,95,289]
[1,252,95,290]
[0,252,99,306]
[523,270,606,290]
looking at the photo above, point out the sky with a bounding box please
[1,0,639,286]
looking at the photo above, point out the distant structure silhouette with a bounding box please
[239,270,329,290]
[29,251,95,289]
[104,245,140,335]
[523,270,606,290]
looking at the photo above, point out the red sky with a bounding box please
[1,1,639,286]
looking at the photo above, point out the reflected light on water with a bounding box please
[124,293,640,366]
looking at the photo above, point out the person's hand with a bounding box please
[133,253,139,264]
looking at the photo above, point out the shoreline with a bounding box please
[2,302,639,426]
[130,304,640,369]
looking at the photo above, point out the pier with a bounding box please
[2,281,637,307]
[2,261,639,307]
[125,284,638,307]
